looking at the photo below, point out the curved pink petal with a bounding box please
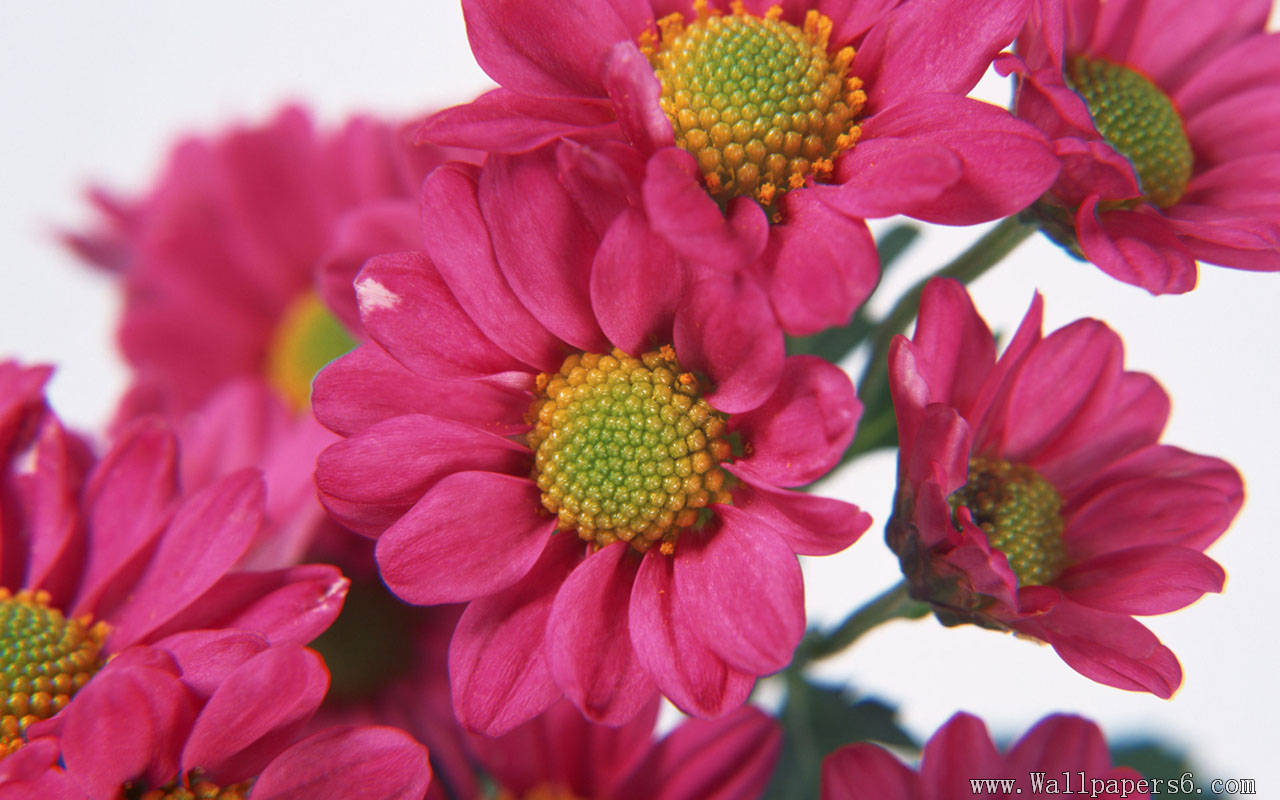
[1017,603,1181,697]
[728,467,871,556]
[251,726,432,800]
[1184,86,1280,165]
[420,88,620,153]
[1075,195,1198,294]
[590,208,687,354]
[821,743,915,800]
[315,414,529,536]
[21,418,87,606]
[1004,714,1111,778]
[766,191,878,336]
[614,706,782,800]
[604,40,674,155]
[422,164,566,370]
[72,417,178,618]
[1175,32,1280,119]
[641,148,770,272]
[375,471,555,605]
[150,630,271,699]
[819,137,962,220]
[908,277,997,422]
[968,291,1045,446]
[555,138,648,235]
[1167,206,1280,272]
[1057,544,1224,615]
[730,355,860,486]
[1117,0,1271,92]
[0,360,51,462]
[355,251,527,377]
[674,509,804,674]
[673,272,784,414]
[105,469,264,650]
[481,150,609,352]
[918,712,1003,791]
[462,0,634,99]
[318,200,419,333]
[854,0,1028,111]
[853,94,1058,224]
[450,534,582,735]
[546,543,657,724]
[181,645,329,784]
[61,663,195,800]
[629,550,755,718]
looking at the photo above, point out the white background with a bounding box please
[2,1,1277,790]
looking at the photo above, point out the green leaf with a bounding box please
[763,678,917,799]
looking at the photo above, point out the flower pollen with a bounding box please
[1065,56,1193,208]
[124,771,253,800]
[950,456,1067,587]
[643,0,865,218]
[527,347,733,555]
[0,588,107,757]
[265,292,358,412]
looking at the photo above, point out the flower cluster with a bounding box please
[2,0,1274,796]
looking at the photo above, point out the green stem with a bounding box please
[844,216,1036,458]
[797,580,926,665]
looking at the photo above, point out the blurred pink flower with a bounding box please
[421,0,1058,335]
[823,711,1147,799]
[886,280,1241,697]
[1004,0,1280,292]
[312,163,870,733]
[469,698,780,800]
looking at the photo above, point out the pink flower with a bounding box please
[886,280,1242,697]
[823,711,1147,799]
[0,362,347,756]
[422,0,1059,335]
[29,642,431,799]
[1003,0,1280,292]
[312,172,871,733]
[468,698,780,799]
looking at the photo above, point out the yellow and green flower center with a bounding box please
[0,588,107,757]
[949,456,1067,587]
[265,292,358,412]
[526,347,733,555]
[1065,56,1193,208]
[124,771,253,799]
[643,0,865,218]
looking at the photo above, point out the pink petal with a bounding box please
[555,138,648,235]
[71,417,178,618]
[908,278,997,422]
[765,191,878,336]
[674,509,804,674]
[419,88,619,153]
[21,418,87,605]
[316,414,529,536]
[854,0,1028,111]
[150,630,271,699]
[317,200,419,334]
[728,467,871,556]
[819,137,963,219]
[355,251,527,378]
[546,543,657,724]
[1004,714,1112,778]
[629,551,755,717]
[62,663,195,799]
[1183,86,1280,165]
[251,726,432,800]
[313,343,533,439]
[1175,31,1280,118]
[461,0,634,99]
[641,148,769,272]
[450,534,583,735]
[1074,196,1198,294]
[604,41,675,155]
[614,706,782,800]
[903,405,973,499]
[421,164,566,370]
[0,360,51,460]
[918,712,1003,790]
[1119,0,1271,92]
[590,208,687,354]
[673,272,784,414]
[1167,202,1280,273]
[104,469,264,650]
[1059,545,1225,615]
[181,645,329,784]
[821,743,915,800]
[481,150,610,352]
[968,291,1045,448]
[729,355,860,486]
[375,471,555,605]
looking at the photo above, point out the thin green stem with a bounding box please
[796,580,927,665]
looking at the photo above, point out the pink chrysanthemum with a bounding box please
[422,0,1059,335]
[0,362,347,756]
[312,176,871,732]
[26,641,431,799]
[1003,0,1280,292]
[468,698,780,799]
[886,280,1242,697]
[823,711,1146,799]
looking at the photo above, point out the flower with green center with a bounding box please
[1009,0,1280,294]
[888,279,1241,698]
[0,589,106,757]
